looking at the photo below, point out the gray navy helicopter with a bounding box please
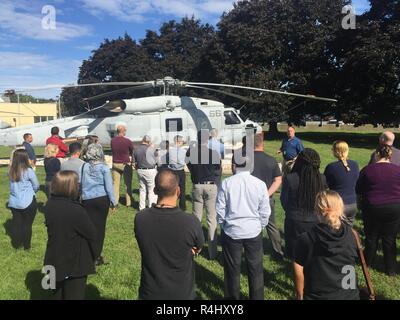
[0,77,337,147]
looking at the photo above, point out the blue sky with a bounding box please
[0,0,371,99]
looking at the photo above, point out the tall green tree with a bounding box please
[61,34,156,115]
[61,18,215,115]
[141,17,215,80]
[200,0,350,133]
[335,0,400,125]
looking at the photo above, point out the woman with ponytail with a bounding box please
[280,148,327,259]
[356,145,400,276]
[324,141,359,225]
[293,191,360,300]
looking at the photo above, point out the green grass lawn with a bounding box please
[0,131,399,300]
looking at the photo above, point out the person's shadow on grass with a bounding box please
[25,270,109,300]
[25,270,53,300]
[3,218,21,249]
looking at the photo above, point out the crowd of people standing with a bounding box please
[6,124,400,300]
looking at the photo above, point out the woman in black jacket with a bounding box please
[44,171,97,300]
[293,191,359,300]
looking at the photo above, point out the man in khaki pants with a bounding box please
[111,125,134,207]
[187,130,222,260]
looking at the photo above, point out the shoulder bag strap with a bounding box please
[79,163,86,197]
[351,228,376,300]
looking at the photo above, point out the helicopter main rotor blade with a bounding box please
[72,101,121,119]
[186,82,338,103]
[83,83,155,102]
[9,81,155,93]
[185,85,262,104]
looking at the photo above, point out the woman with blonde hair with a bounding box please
[293,191,359,300]
[8,149,39,250]
[44,143,61,198]
[324,141,359,225]
[44,171,96,300]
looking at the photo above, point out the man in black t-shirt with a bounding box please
[233,133,284,260]
[186,130,222,260]
[134,169,205,300]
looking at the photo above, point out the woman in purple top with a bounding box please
[356,145,400,276]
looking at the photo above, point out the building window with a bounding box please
[166,118,183,132]
[33,116,54,123]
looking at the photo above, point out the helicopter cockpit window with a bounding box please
[224,111,242,125]
[166,118,183,132]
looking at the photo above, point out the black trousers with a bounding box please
[221,231,264,300]
[83,196,110,259]
[175,169,186,210]
[53,276,87,300]
[10,198,37,249]
[266,198,284,256]
[362,203,400,274]
[344,203,358,226]
[45,181,52,199]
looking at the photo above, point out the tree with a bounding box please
[141,17,215,80]
[334,0,400,125]
[9,94,55,103]
[201,0,350,134]
[61,34,157,116]
[61,18,216,115]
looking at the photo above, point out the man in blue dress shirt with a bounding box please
[22,133,36,169]
[278,126,304,175]
[216,156,270,300]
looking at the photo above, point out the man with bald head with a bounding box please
[134,169,204,300]
[111,124,134,206]
[369,131,400,165]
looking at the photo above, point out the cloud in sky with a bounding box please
[76,44,98,51]
[79,0,234,22]
[0,1,92,41]
[0,51,81,98]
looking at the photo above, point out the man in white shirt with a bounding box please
[168,135,187,210]
[216,156,271,300]
[208,128,224,159]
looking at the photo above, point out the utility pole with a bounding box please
[56,95,62,119]
[17,93,20,127]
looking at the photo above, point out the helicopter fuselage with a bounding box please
[0,96,259,147]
